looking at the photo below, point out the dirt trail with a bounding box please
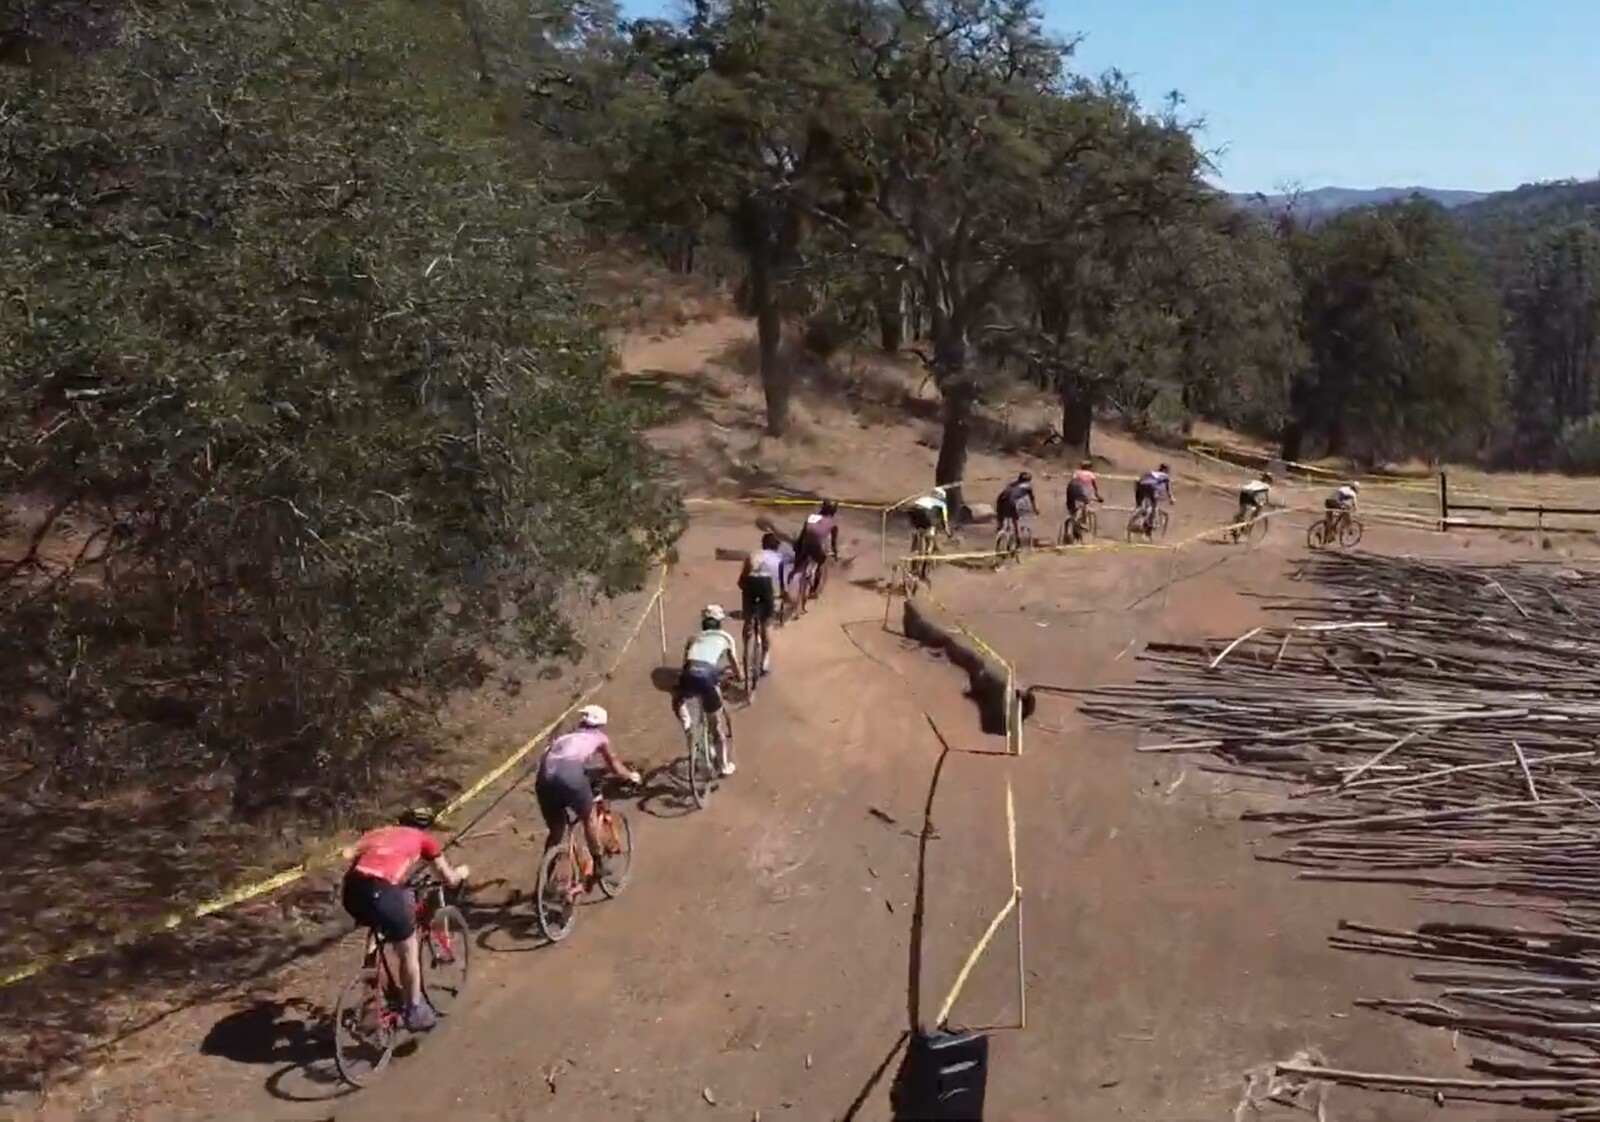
[12,318,1557,1121]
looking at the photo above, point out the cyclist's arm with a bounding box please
[595,743,641,785]
[422,837,467,889]
[828,524,839,557]
[1092,478,1103,501]
[721,631,744,680]
[938,504,951,535]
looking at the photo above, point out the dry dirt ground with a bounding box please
[10,316,1597,1122]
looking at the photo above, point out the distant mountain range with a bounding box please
[1229,186,1490,217]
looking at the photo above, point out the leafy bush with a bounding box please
[0,0,681,809]
[1558,415,1600,473]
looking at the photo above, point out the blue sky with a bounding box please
[618,0,1598,194]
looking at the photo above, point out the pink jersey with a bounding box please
[803,512,836,543]
[544,727,610,767]
[351,826,442,884]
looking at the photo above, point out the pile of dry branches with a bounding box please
[1082,551,1600,1118]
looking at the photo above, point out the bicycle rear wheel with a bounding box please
[687,704,715,809]
[743,628,763,695]
[1306,520,1329,549]
[597,809,634,898]
[333,961,400,1087]
[533,844,579,944]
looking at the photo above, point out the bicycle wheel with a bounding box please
[533,843,579,944]
[597,809,634,898]
[1339,518,1363,548]
[743,628,762,695]
[333,961,400,1087]
[1154,508,1170,538]
[421,904,470,1016]
[1126,512,1144,542]
[1083,509,1097,538]
[687,705,715,809]
[1246,511,1270,544]
[1306,520,1329,549]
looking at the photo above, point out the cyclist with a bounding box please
[340,810,470,1032]
[533,704,641,886]
[794,499,840,601]
[1065,460,1102,542]
[909,485,951,545]
[1323,480,1361,538]
[1134,464,1175,530]
[672,604,743,776]
[1235,471,1272,531]
[995,472,1037,545]
[737,531,787,673]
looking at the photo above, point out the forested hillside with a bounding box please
[3,0,1598,811]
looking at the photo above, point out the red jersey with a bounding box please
[350,825,441,884]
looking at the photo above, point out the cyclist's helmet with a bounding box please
[1350,481,1362,492]
[1261,470,1273,482]
[397,807,436,829]
[1158,462,1170,473]
[577,704,608,728]
[1079,459,1093,470]
[820,500,839,515]
[760,530,781,551]
[1017,471,1032,483]
[931,485,948,501]
[701,604,726,627]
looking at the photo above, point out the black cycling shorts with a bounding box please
[1239,490,1265,510]
[1066,482,1090,512]
[342,870,416,943]
[674,659,723,715]
[740,573,776,622]
[1135,480,1157,508]
[1324,497,1341,511]
[908,506,934,532]
[535,758,594,835]
[995,494,1019,522]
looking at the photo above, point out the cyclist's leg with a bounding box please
[704,678,734,774]
[365,879,426,1019]
[756,582,774,669]
[671,669,694,733]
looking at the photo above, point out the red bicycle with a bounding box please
[332,870,471,1086]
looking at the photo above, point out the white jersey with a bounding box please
[1335,485,1358,504]
[912,494,947,515]
[1242,479,1270,496]
[686,629,736,667]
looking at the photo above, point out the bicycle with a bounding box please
[1058,505,1098,545]
[1126,503,1170,542]
[1227,504,1270,544]
[1307,513,1363,550]
[532,777,635,945]
[680,685,732,809]
[993,516,1033,566]
[332,870,471,1087]
[742,620,766,696]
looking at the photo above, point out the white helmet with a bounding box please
[931,485,948,500]
[577,704,608,728]
[701,604,726,624]
[1350,481,1362,492]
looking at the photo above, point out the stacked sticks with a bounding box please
[1082,551,1600,1118]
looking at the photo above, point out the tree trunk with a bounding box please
[936,382,975,520]
[877,295,904,352]
[748,240,790,437]
[1060,383,1093,460]
[1280,421,1304,464]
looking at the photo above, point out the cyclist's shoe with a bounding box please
[761,652,771,674]
[405,1001,438,1032]
[719,758,737,778]
[676,706,692,733]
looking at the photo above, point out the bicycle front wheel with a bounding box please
[597,810,634,899]
[1083,509,1097,538]
[1340,518,1364,548]
[534,844,579,944]
[1247,511,1270,544]
[333,966,399,1087]
[1154,508,1170,538]
[422,905,470,1016]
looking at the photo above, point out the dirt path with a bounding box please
[11,319,1560,1121]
